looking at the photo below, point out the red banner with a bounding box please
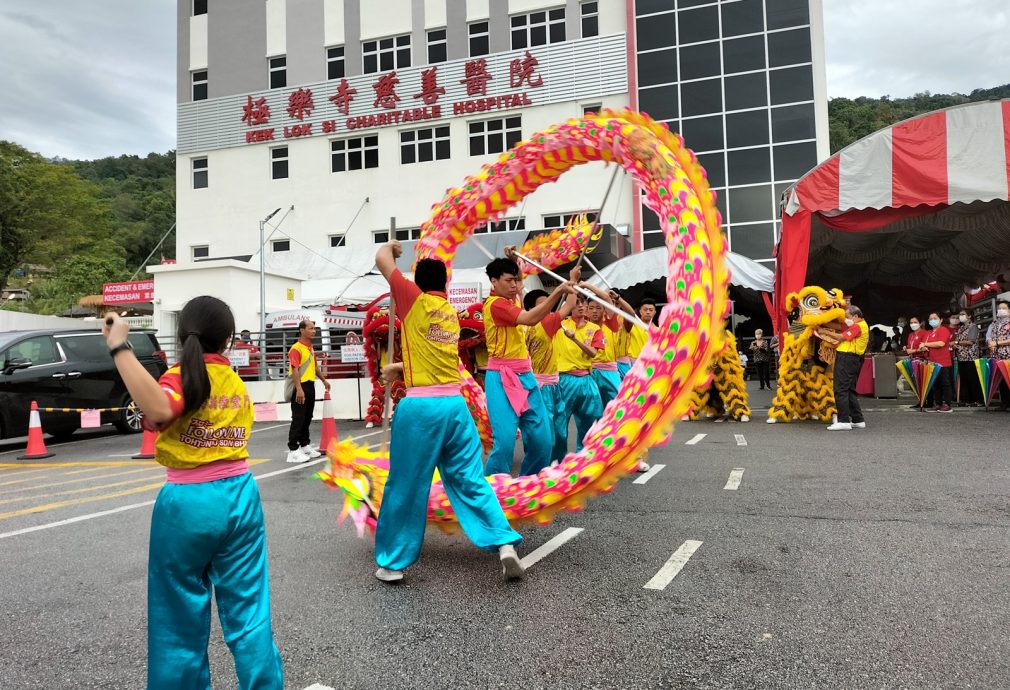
[103,280,154,304]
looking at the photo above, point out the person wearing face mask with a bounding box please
[918,311,953,412]
[953,309,981,406]
[749,329,774,390]
[817,305,869,431]
[904,317,927,361]
[986,300,1010,410]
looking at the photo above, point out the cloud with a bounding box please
[823,0,1010,99]
[0,1,175,160]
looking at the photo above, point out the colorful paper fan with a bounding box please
[975,358,994,408]
[896,358,940,408]
[514,213,603,275]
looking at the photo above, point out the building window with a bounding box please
[427,29,447,64]
[542,212,597,230]
[271,146,288,179]
[327,46,345,80]
[468,116,522,156]
[329,234,346,248]
[581,2,598,38]
[469,22,489,57]
[582,103,602,116]
[363,34,411,74]
[193,0,207,16]
[269,56,286,89]
[475,218,526,234]
[272,239,291,252]
[331,135,379,172]
[372,231,389,244]
[192,245,209,260]
[192,158,208,189]
[511,8,565,49]
[400,126,450,164]
[191,71,208,101]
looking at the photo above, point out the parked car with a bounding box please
[0,329,168,440]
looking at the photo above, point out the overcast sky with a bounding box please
[0,0,1007,160]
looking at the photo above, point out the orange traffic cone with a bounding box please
[318,390,338,454]
[132,427,158,459]
[18,401,54,460]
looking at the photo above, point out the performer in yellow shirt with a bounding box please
[554,296,604,454]
[104,297,284,689]
[372,240,526,583]
[626,298,657,362]
[483,256,574,476]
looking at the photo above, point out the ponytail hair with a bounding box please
[177,296,236,415]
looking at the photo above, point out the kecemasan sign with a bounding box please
[103,280,154,305]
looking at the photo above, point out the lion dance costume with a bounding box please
[766,286,847,424]
[362,307,405,428]
[319,108,730,535]
[687,331,750,421]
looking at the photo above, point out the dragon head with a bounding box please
[786,286,847,329]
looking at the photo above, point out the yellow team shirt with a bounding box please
[156,356,253,469]
[836,320,869,355]
[483,295,529,360]
[592,322,620,364]
[526,313,562,375]
[627,324,649,359]
[288,340,316,382]
[615,322,630,359]
[400,293,461,387]
[555,318,602,372]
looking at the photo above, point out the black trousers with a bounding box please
[288,383,316,450]
[957,360,981,405]
[833,352,864,423]
[755,361,771,389]
[933,366,953,406]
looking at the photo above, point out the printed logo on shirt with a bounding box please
[426,322,460,345]
[178,418,248,449]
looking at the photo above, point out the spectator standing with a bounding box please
[285,320,330,462]
[749,329,773,390]
[953,309,981,406]
[819,305,869,431]
[986,300,1010,410]
[920,311,954,412]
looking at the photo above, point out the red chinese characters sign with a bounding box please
[103,280,154,305]
[240,50,547,143]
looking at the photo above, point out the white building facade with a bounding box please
[160,0,827,335]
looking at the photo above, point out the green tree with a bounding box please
[29,241,131,315]
[0,141,116,294]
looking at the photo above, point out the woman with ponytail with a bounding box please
[104,296,283,690]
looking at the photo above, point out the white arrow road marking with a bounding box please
[735,434,747,446]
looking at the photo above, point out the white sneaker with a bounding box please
[637,461,650,473]
[739,415,750,422]
[499,544,525,580]
[766,417,777,424]
[826,422,852,431]
[375,567,404,583]
[852,421,866,429]
[300,445,322,459]
[285,448,310,463]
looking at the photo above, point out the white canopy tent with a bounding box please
[585,248,774,293]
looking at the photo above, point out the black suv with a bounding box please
[0,329,168,440]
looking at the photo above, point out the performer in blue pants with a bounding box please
[372,240,526,583]
[554,297,604,453]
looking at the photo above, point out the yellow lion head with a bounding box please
[786,286,847,328]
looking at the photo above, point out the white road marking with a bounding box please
[685,433,706,445]
[724,468,745,490]
[633,463,666,484]
[519,527,584,569]
[714,417,725,423]
[735,434,747,446]
[644,540,703,590]
[251,423,289,434]
[0,434,382,540]
[302,685,335,690]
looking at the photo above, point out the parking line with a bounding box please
[633,464,666,485]
[735,434,747,446]
[723,469,745,490]
[714,417,725,423]
[302,685,335,690]
[644,540,703,591]
[0,482,166,520]
[685,433,706,445]
[520,527,584,569]
[0,434,380,539]
[0,466,162,492]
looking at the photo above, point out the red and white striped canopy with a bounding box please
[785,100,1010,215]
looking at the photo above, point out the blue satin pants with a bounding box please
[592,368,622,410]
[147,472,283,690]
[375,395,522,572]
[617,361,631,379]
[557,373,603,453]
[537,382,568,462]
[484,370,553,476]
